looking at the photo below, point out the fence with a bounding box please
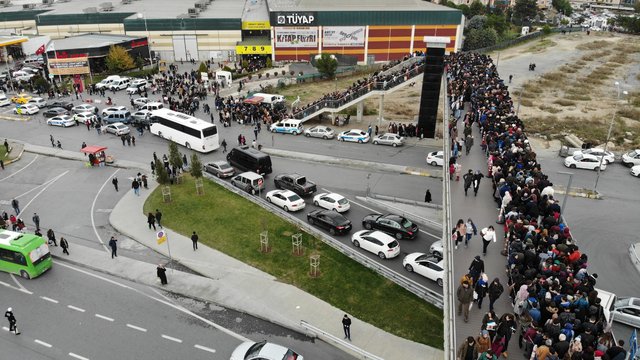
[300,320,385,360]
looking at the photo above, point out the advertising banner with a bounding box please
[275,27,317,48]
[48,57,90,75]
[322,27,366,47]
[235,45,272,55]
[242,21,270,30]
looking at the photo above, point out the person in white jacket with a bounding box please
[480,225,497,256]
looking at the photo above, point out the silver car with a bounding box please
[104,122,130,136]
[612,297,640,328]
[204,161,235,178]
[304,125,335,140]
[372,133,404,147]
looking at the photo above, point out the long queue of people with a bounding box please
[447,52,628,360]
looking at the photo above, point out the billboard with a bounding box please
[272,12,317,26]
[48,57,90,75]
[275,27,317,48]
[322,27,366,47]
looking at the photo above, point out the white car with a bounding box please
[27,97,47,108]
[426,151,444,166]
[74,112,97,124]
[46,115,75,127]
[622,149,640,167]
[573,148,615,164]
[104,122,130,136]
[101,106,128,117]
[631,165,640,177]
[12,70,34,81]
[564,153,607,171]
[429,240,443,257]
[612,297,640,328]
[13,104,39,115]
[132,97,149,108]
[351,230,400,259]
[230,340,303,360]
[372,133,404,147]
[126,79,148,94]
[72,104,98,114]
[337,129,370,143]
[403,252,444,287]
[304,125,335,139]
[312,192,350,213]
[265,189,306,212]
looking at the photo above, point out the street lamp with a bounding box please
[557,171,573,219]
[594,81,628,191]
[137,13,154,68]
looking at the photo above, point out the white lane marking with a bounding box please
[2,326,8,331]
[95,314,114,322]
[0,279,32,294]
[126,324,147,332]
[69,352,91,360]
[161,334,183,343]
[34,339,52,348]
[55,262,132,289]
[8,170,61,200]
[40,296,59,304]
[20,171,69,216]
[91,169,120,252]
[9,273,30,293]
[419,228,440,239]
[67,305,86,313]
[194,344,216,354]
[0,154,38,182]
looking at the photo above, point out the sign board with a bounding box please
[156,230,167,245]
[272,12,317,26]
[201,72,209,81]
[322,27,366,47]
[235,45,272,55]
[48,57,90,75]
[242,21,270,30]
[275,27,317,48]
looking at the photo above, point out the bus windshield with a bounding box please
[203,126,217,137]
[30,243,51,266]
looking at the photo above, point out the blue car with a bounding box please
[338,129,370,143]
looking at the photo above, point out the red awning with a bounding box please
[81,146,108,154]
[243,96,264,105]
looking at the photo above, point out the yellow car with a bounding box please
[11,93,32,104]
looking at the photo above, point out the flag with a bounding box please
[156,230,167,245]
[35,44,45,55]
[630,329,637,360]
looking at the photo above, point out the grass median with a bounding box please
[144,175,443,348]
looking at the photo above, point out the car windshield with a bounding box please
[287,194,301,202]
[388,240,399,248]
[219,163,232,170]
[246,342,266,357]
[282,349,300,360]
[337,198,348,205]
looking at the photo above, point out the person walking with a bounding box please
[468,255,485,285]
[147,212,156,230]
[4,308,19,335]
[463,169,473,196]
[108,236,118,258]
[480,225,497,256]
[32,212,40,231]
[475,273,489,310]
[487,278,504,312]
[132,178,140,196]
[465,218,477,247]
[473,171,485,196]
[11,198,19,215]
[157,263,168,285]
[457,280,474,323]
[191,231,198,250]
[60,237,69,255]
[424,189,432,203]
[46,228,57,246]
[155,209,163,228]
[112,177,119,191]
[221,139,227,153]
[342,314,352,340]
[454,219,466,250]
[465,135,474,155]
[495,313,516,358]
[458,336,478,360]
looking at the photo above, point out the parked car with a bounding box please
[27,97,46,108]
[573,148,615,164]
[337,129,370,143]
[230,340,303,360]
[351,230,400,259]
[304,125,335,139]
[362,213,419,240]
[13,104,39,115]
[10,93,31,104]
[631,165,640,177]
[132,97,149,109]
[73,112,97,124]
[429,240,443,257]
[126,79,148,94]
[72,104,98,114]
[95,75,122,90]
[372,133,404,147]
[101,106,128,117]
[427,151,444,166]
[230,171,265,195]
[611,297,640,328]
[42,107,70,118]
[306,209,352,235]
[46,115,75,127]
[273,173,316,196]
[12,71,34,82]
[312,192,350,213]
[564,153,607,171]
[131,109,152,123]
[622,149,640,167]
[47,101,74,110]
[266,189,306,212]
[403,253,444,286]
[103,122,130,136]
[203,161,235,178]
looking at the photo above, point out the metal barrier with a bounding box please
[300,320,385,360]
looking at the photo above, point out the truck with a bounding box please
[273,173,317,196]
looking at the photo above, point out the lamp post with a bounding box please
[594,82,627,191]
[557,171,573,218]
[137,13,154,68]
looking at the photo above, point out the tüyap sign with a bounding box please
[323,27,366,47]
[273,12,317,26]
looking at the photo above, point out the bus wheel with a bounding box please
[185,142,191,149]
[20,270,30,279]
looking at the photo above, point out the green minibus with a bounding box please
[0,230,52,279]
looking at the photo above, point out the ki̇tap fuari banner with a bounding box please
[274,27,318,48]
[322,27,366,47]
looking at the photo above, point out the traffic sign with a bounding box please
[156,230,167,245]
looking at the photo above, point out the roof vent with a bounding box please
[99,2,113,11]
[83,7,98,13]
[23,3,37,9]
[188,8,199,18]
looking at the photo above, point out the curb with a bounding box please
[3,144,24,166]
[554,188,602,200]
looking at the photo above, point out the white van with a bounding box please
[269,119,304,135]
[215,70,232,87]
[95,75,122,89]
[143,102,164,111]
[0,93,10,107]
[109,78,131,91]
[252,93,285,107]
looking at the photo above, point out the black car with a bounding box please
[47,101,74,110]
[362,213,419,240]
[307,210,352,235]
[42,107,70,118]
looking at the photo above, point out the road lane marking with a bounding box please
[161,334,183,343]
[126,324,147,332]
[8,274,32,294]
[34,339,52,348]
[95,314,114,322]
[20,170,69,216]
[91,169,120,252]
[0,279,32,294]
[0,154,38,182]
[69,352,90,360]
[55,262,132,289]
[67,305,86,313]
[40,296,59,304]
[194,344,216,354]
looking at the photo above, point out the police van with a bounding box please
[269,119,304,135]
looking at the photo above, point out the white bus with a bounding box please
[149,108,219,153]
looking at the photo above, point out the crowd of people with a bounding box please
[447,52,628,360]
